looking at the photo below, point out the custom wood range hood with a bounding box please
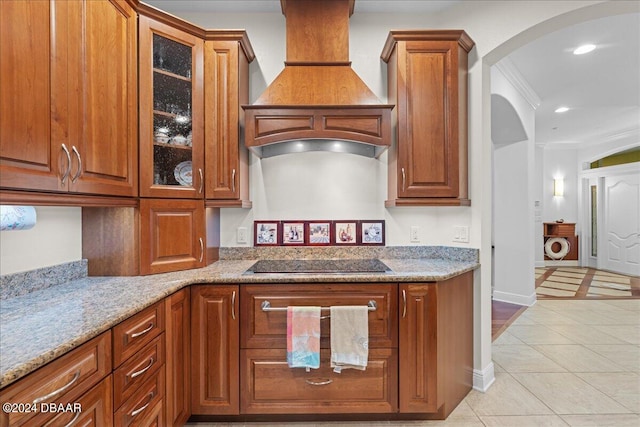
[242,0,394,158]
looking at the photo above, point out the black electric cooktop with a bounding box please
[244,259,391,274]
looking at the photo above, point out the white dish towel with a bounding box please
[330,305,369,373]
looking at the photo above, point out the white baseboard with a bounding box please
[473,362,496,392]
[492,290,537,306]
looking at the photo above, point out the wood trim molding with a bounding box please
[0,190,139,207]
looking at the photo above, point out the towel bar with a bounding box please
[260,300,377,312]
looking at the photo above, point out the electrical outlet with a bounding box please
[410,226,420,243]
[453,226,469,243]
[237,227,248,244]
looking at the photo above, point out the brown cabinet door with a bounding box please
[0,0,67,192]
[191,285,239,415]
[165,288,191,426]
[139,199,206,275]
[204,39,250,205]
[138,15,204,199]
[398,40,460,199]
[66,0,138,197]
[398,283,439,413]
[0,0,137,197]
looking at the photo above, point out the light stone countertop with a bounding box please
[0,247,478,389]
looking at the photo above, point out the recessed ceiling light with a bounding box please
[555,106,569,113]
[573,44,596,55]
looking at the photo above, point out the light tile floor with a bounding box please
[187,299,640,426]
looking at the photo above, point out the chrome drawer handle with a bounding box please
[130,357,154,379]
[130,323,154,338]
[63,411,80,427]
[32,370,81,405]
[198,168,203,193]
[231,168,236,193]
[231,290,236,320]
[71,145,82,183]
[401,167,406,192]
[130,392,154,417]
[306,378,333,386]
[60,144,72,184]
[402,289,407,318]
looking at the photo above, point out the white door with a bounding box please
[600,172,640,276]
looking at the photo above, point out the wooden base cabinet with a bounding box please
[191,285,239,415]
[382,31,475,206]
[400,272,474,419]
[166,289,191,426]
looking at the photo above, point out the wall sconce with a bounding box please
[554,178,564,197]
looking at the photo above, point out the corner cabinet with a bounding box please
[138,15,205,199]
[0,0,138,197]
[204,32,255,207]
[382,30,475,206]
[191,285,240,415]
[166,288,191,427]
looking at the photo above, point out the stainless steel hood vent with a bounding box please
[242,0,394,159]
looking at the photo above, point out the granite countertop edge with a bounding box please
[0,255,478,389]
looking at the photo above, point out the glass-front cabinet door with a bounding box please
[139,15,204,198]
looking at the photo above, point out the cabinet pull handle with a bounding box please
[32,370,81,405]
[70,146,82,183]
[60,144,72,184]
[130,357,154,379]
[231,168,236,193]
[231,290,236,320]
[305,378,332,386]
[44,409,81,427]
[198,168,204,194]
[199,237,204,263]
[402,289,407,318]
[130,322,154,338]
[129,392,154,417]
[261,300,377,312]
[401,167,406,193]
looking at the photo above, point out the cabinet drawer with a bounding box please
[114,368,164,427]
[241,348,397,414]
[0,331,111,427]
[113,301,165,367]
[113,335,165,410]
[37,375,113,427]
[240,284,398,349]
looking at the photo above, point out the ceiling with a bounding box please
[146,1,640,150]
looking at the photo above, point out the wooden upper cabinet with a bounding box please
[0,0,62,192]
[138,15,205,199]
[382,31,475,206]
[0,0,138,197]
[204,33,254,207]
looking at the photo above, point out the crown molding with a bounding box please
[494,58,541,110]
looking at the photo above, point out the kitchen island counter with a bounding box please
[0,246,478,389]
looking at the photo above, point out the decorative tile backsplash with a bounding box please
[254,220,385,247]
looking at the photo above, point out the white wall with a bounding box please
[0,207,82,275]
[491,66,537,306]
[543,147,580,225]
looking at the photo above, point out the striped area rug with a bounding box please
[535,267,640,299]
